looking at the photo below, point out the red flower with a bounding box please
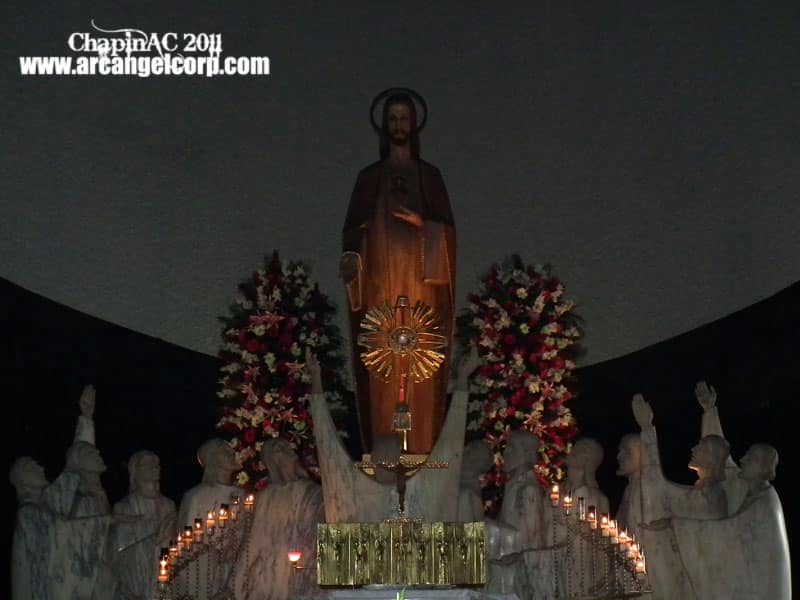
[246,339,261,353]
[244,429,257,443]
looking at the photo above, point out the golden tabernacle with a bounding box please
[316,521,485,587]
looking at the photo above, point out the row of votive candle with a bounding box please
[157,493,255,582]
[549,484,646,575]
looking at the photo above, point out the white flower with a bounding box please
[519,323,530,334]
[479,336,494,348]
[236,471,250,486]
[516,287,528,299]
[541,323,559,335]
[264,353,276,367]
[252,324,266,337]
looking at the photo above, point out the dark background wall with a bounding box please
[2,276,796,593]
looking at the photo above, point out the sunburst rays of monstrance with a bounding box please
[357,295,448,451]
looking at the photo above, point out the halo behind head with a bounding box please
[370,87,428,133]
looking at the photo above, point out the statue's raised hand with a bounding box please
[632,393,653,430]
[694,381,717,412]
[79,384,96,418]
[304,347,323,395]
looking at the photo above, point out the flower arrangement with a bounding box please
[216,251,349,490]
[455,255,581,513]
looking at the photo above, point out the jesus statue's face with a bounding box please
[386,103,412,145]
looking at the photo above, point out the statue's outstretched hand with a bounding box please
[641,517,671,531]
[453,345,481,392]
[304,347,323,395]
[632,393,653,430]
[694,380,717,412]
[111,513,142,525]
[79,384,96,418]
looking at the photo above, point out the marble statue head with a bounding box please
[616,433,642,478]
[128,450,161,496]
[198,438,240,485]
[689,434,730,482]
[739,443,778,482]
[66,441,106,474]
[566,438,604,486]
[260,437,302,485]
[503,430,540,473]
[9,457,48,503]
[461,440,494,484]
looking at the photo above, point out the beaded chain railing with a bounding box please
[155,494,256,600]
[548,486,651,600]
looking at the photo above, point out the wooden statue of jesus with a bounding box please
[341,90,456,454]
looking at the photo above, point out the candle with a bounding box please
[168,540,178,566]
[230,496,240,521]
[206,510,216,534]
[577,497,586,521]
[245,493,255,512]
[562,493,573,515]
[609,519,619,543]
[176,532,184,553]
[288,550,303,565]
[219,504,229,528]
[627,542,639,559]
[587,505,597,529]
[193,518,204,542]
[635,554,646,577]
[157,558,169,583]
[549,484,560,507]
[618,529,630,546]
[600,513,610,536]
[183,526,193,548]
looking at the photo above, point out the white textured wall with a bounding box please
[3,3,799,365]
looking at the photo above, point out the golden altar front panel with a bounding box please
[317,521,485,587]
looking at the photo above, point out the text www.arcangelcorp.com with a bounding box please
[20,54,270,78]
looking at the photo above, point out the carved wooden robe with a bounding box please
[343,159,455,453]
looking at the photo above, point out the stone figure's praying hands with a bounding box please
[632,393,653,430]
[79,383,96,419]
